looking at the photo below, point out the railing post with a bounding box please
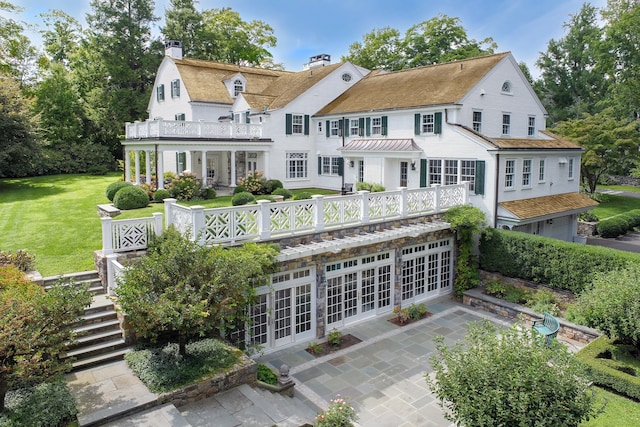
[399,187,408,218]
[359,190,370,224]
[433,184,441,213]
[152,212,163,236]
[101,217,113,255]
[106,253,119,296]
[191,205,205,243]
[312,195,325,231]
[164,198,177,228]
[461,181,470,204]
[257,200,271,240]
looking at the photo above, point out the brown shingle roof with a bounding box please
[500,193,598,220]
[492,131,582,150]
[316,52,509,115]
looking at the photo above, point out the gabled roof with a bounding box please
[500,193,598,220]
[453,125,583,151]
[316,52,510,115]
[171,57,344,110]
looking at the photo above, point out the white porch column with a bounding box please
[230,150,237,186]
[201,150,207,185]
[134,150,141,185]
[157,150,165,190]
[145,150,151,184]
[263,150,270,178]
[124,148,131,182]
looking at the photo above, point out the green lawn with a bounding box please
[581,387,640,426]
[599,184,640,193]
[0,174,336,275]
[589,194,640,220]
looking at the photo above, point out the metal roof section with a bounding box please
[339,138,423,153]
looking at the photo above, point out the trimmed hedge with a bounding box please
[293,191,312,200]
[153,189,171,202]
[265,179,283,194]
[596,209,640,238]
[272,188,292,200]
[113,185,150,210]
[105,181,133,201]
[479,228,640,293]
[576,336,640,400]
[231,191,255,206]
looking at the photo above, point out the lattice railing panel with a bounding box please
[440,185,465,209]
[111,219,155,252]
[407,189,435,214]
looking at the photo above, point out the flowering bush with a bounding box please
[315,395,358,427]
[238,171,267,194]
[166,173,204,201]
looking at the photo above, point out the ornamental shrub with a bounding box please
[257,364,278,385]
[153,189,171,202]
[272,187,293,199]
[238,171,267,195]
[265,179,283,194]
[231,192,255,206]
[0,381,78,427]
[233,185,247,195]
[0,249,36,273]
[293,191,312,200]
[204,188,217,199]
[166,173,203,201]
[315,395,358,427]
[597,216,628,238]
[105,181,133,201]
[113,185,150,210]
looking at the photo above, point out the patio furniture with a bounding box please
[532,312,559,346]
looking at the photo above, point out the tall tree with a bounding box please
[39,10,83,67]
[342,27,405,71]
[161,0,204,58]
[536,3,608,125]
[0,1,38,88]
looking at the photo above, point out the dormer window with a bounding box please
[501,81,512,94]
[234,79,244,97]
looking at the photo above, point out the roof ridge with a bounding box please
[366,51,510,77]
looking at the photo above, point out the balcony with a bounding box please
[125,119,263,140]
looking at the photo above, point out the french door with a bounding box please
[401,239,452,304]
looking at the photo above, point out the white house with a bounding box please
[122,42,596,242]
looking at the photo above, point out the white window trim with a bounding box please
[472,110,482,133]
[371,117,382,135]
[502,113,511,136]
[285,152,308,180]
[538,159,546,183]
[504,159,516,190]
[291,114,304,134]
[568,158,575,180]
[522,159,532,189]
[321,156,341,176]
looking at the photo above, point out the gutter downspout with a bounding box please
[494,153,500,228]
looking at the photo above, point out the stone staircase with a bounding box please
[44,271,131,371]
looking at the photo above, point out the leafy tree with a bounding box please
[0,265,92,412]
[161,0,204,58]
[342,27,405,71]
[443,205,486,298]
[427,320,599,427]
[115,227,279,355]
[536,4,608,125]
[575,265,640,351]
[554,109,640,193]
[0,75,42,177]
[0,1,38,88]
[39,10,83,67]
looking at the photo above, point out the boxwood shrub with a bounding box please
[265,179,283,194]
[272,188,293,200]
[480,228,640,293]
[153,189,171,202]
[113,185,150,210]
[105,181,133,201]
[231,191,255,206]
[597,216,628,238]
[293,191,312,200]
[0,381,77,427]
[575,336,640,400]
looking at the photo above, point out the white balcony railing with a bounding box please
[101,184,468,254]
[125,119,263,140]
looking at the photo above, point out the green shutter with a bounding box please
[475,160,485,195]
[344,119,350,137]
[414,113,421,135]
[245,111,250,123]
[359,118,365,136]
[318,157,322,175]
[338,158,344,176]
[338,119,344,137]
[366,117,371,136]
[434,112,443,134]
[420,159,427,187]
[304,115,310,135]
[382,116,388,136]
[285,114,292,135]
[326,120,330,138]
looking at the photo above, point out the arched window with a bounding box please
[501,81,512,93]
[234,79,244,97]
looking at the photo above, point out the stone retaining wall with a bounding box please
[463,287,599,344]
[157,353,257,407]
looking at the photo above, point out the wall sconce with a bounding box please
[198,157,201,165]
[411,160,416,171]
[349,160,354,168]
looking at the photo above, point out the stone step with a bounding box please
[82,294,115,315]
[238,383,288,423]
[69,329,124,350]
[71,347,132,372]
[101,403,191,427]
[66,337,127,359]
[74,318,122,336]
[79,308,118,325]
[43,270,101,286]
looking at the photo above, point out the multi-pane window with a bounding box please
[330,120,340,137]
[321,156,340,175]
[317,121,323,134]
[174,113,185,121]
[292,114,303,134]
[505,159,515,189]
[371,117,382,135]
[358,160,364,182]
[539,159,545,182]
[568,158,574,179]
[156,84,165,101]
[171,79,180,98]
[522,159,532,187]
[233,79,244,97]
[429,159,442,185]
[472,111,482,132]
[502,114,511,135]
[461,160,476,192]
[400,162,408,187]
[286,152,308,179]
[350,119,359,136]
[528,116,536,136]
[422,114,435,133]
[444,160,458,185]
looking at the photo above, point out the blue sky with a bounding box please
[10,0,606,76]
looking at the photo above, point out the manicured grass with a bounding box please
[581,387,640,426]
[0,174,338,275]
[589,194,640,220]
[599,184,640,193]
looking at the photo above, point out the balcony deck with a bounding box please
[125,119,263,140]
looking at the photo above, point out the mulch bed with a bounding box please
[387,312,432,327]
[305,334,362,357]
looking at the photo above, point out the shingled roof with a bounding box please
[316,52,510,115]
[500,193,598,220]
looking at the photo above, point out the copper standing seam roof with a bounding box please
[500,193,598,220]
[339,139,423,152]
